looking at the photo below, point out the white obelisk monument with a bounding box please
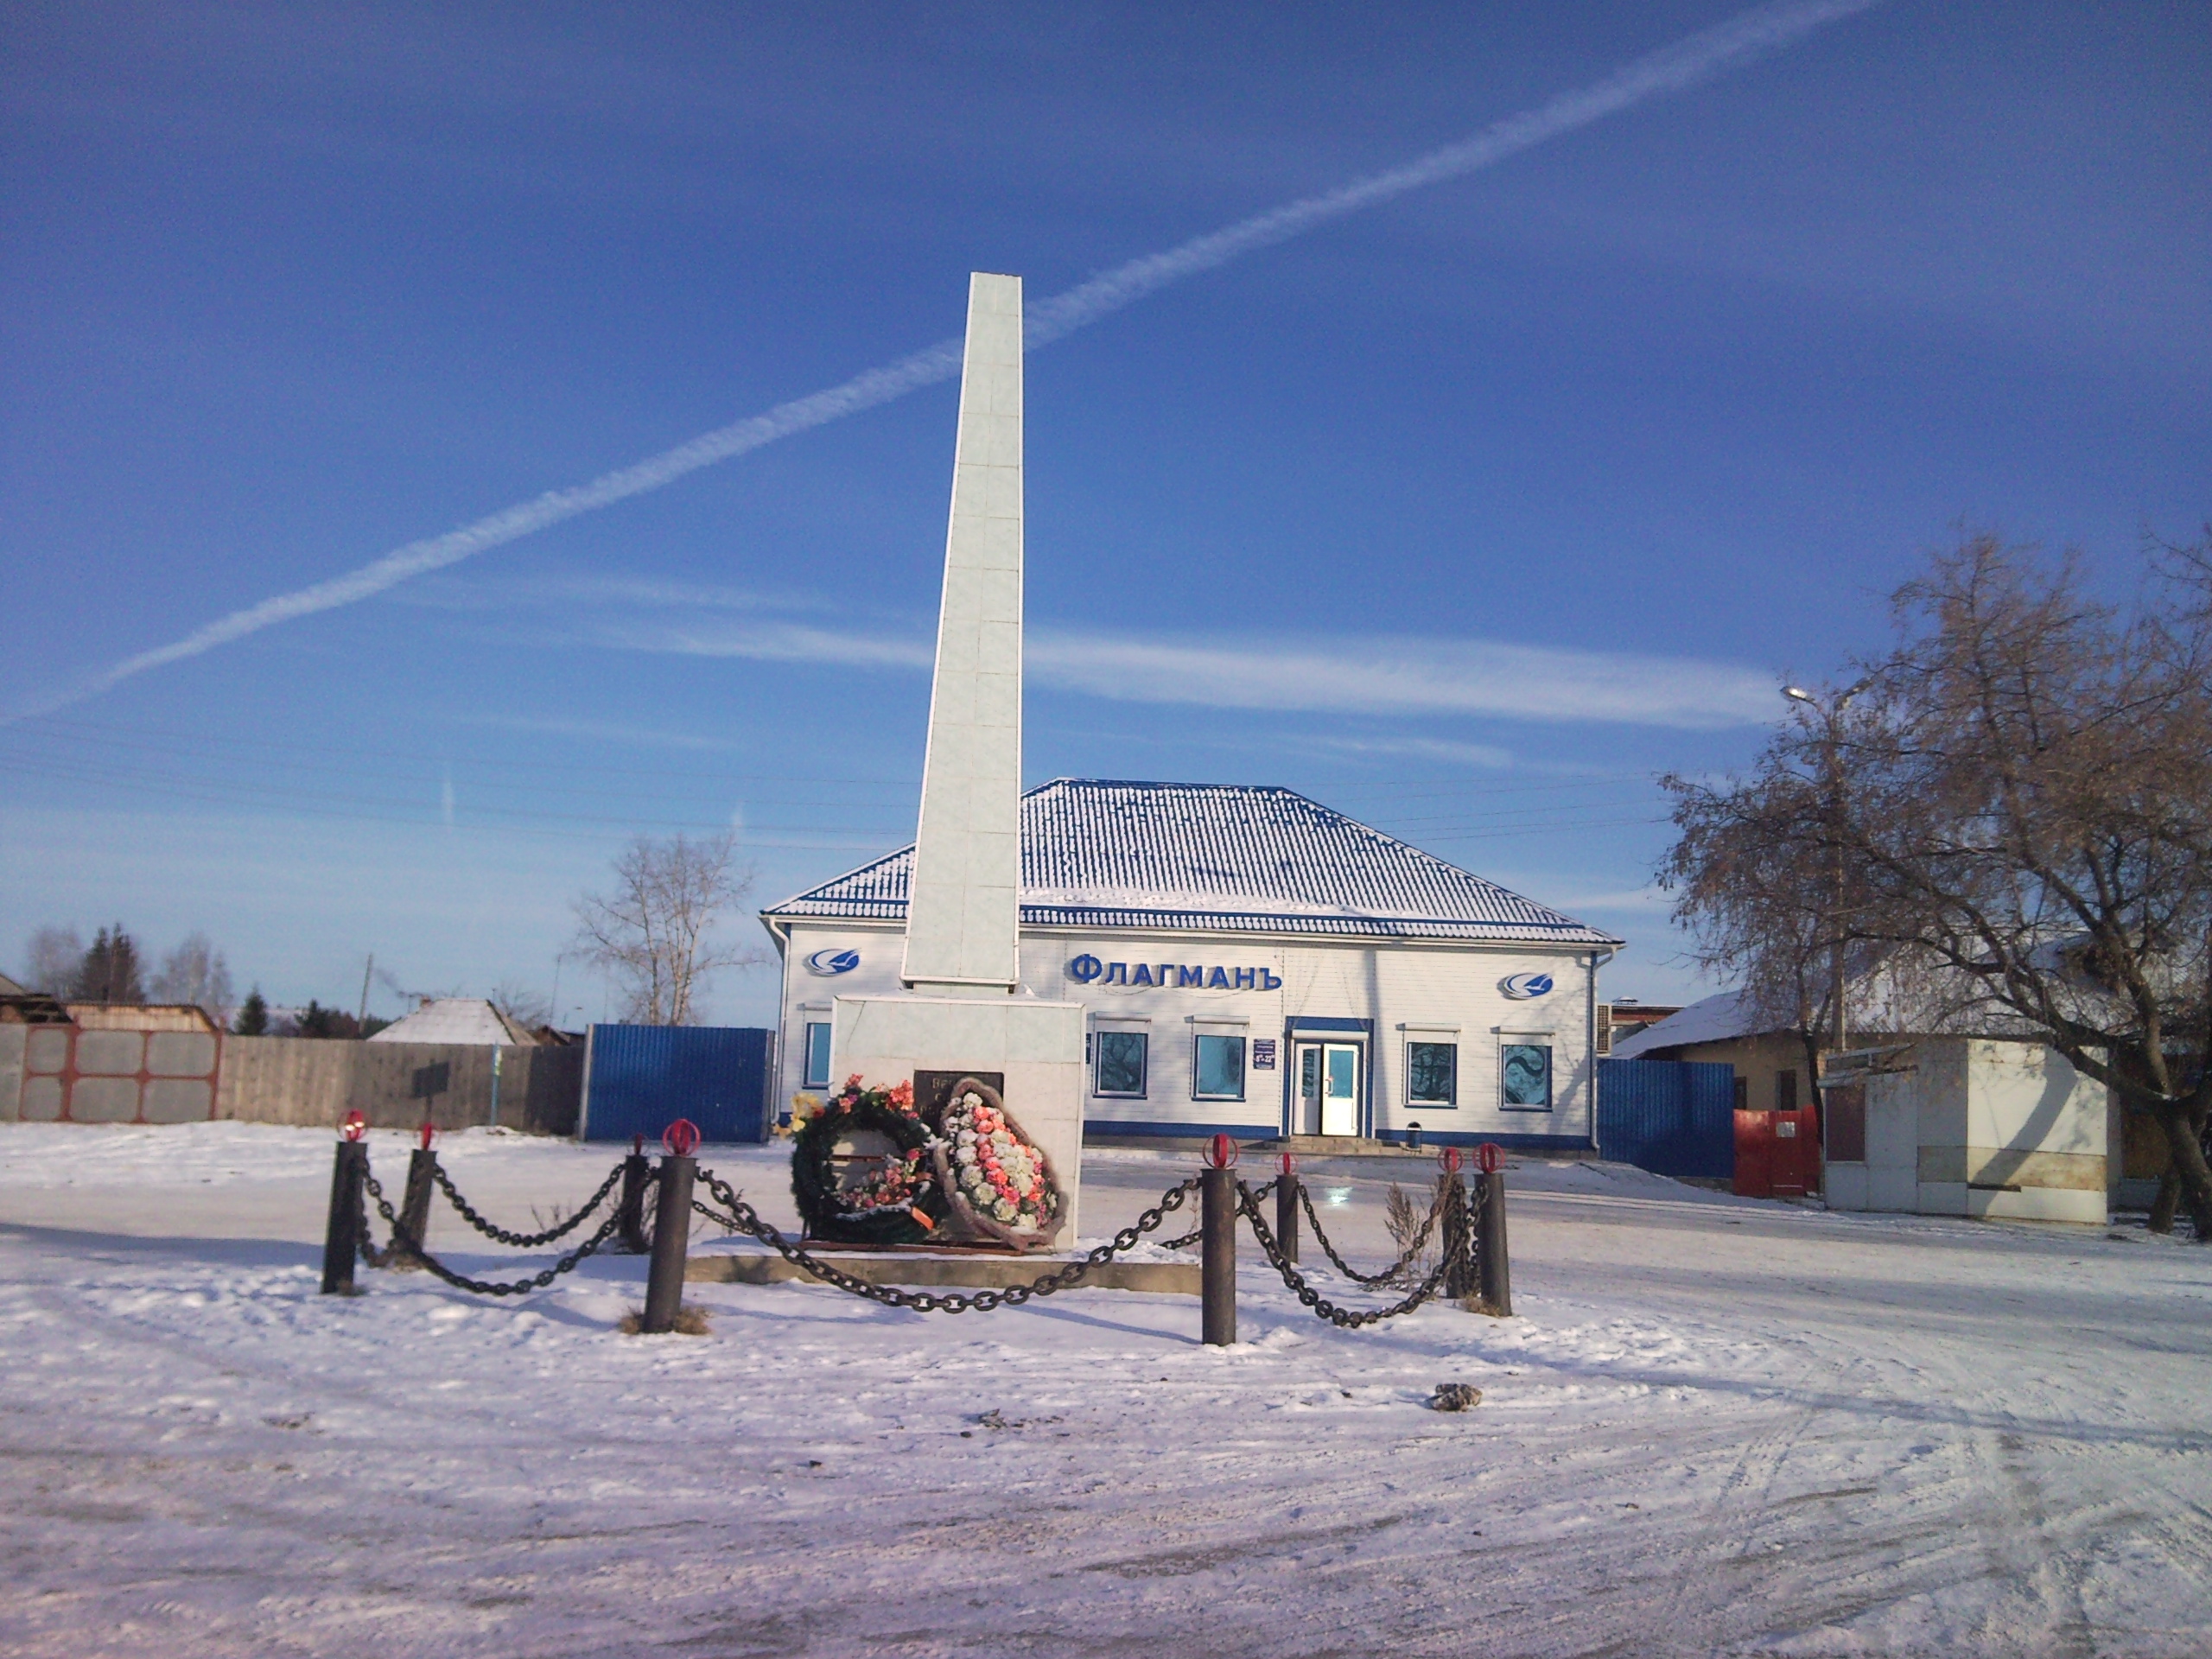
[830,272,1085,1239]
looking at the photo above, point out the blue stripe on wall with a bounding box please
[1084,1118,1278,1142]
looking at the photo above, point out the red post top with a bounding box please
[1477,1142,1503,1175]
[1205,1133,1239,1170]
[632,1134,645,1157]
[418,1121,435,1151]
[340,1109,367,1143]
[1439,1147,1463,1173]
[664,1119,702,1158]
[1277,1149,1296,1176]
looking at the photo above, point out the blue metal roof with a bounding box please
[763,779,1620,947]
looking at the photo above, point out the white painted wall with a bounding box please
[1824,1038,2107,1224]
[772,918,1598,1145]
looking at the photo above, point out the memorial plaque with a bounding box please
[912,1069,1006,1125]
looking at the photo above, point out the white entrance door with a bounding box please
[1297,1041,1362,1137]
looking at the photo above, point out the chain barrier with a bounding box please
[1237,1178,1457,1327]
[690,1166,1199,1313]
[362,1166,624,1297]
[431,1159,626,1248]
[1298,1177,1440,1286]
[1160,1174,1275,1252]
[355,1195,392,1270]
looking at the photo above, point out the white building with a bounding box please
[761,779,1621,1149]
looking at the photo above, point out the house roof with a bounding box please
[0,971,72,1025]
[1608,991,1762,1058]
[763,779,1620,947]
[366,998,540,1046]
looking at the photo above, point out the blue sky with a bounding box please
[3,1,2207,1027]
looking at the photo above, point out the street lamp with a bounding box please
[1782,681,1870,1059]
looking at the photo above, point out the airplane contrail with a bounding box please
[18,0,1881,721]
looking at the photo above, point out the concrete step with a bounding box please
[1269,1135,1427,1157]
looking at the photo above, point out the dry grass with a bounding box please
[1382,1181,1441,1287]
[618,1302,713,1337]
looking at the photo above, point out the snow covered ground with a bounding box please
[2,1122,2208,1657]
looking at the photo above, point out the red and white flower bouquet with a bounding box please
[931,1077,1065,1250]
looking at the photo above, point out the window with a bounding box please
[1094,1029,1148,1098]
[1408,1041,1457,1106]
[1776,1069,1798,1112]
[1193,1033,1245,1101]
[1500,1042,1553,1109]
[803,1021,831,1089]
[1826,1084,1866,1161]
[1732,1075,1749,1112]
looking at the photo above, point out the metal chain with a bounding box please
[1161,1174,1274,1252]
[355,1195,391,1270]
[690,1166,1199,1313]
[364,1168,623,1297]
[1237,1179,1452,1327]
[431,1158,626,1248]
[1298,1177,1440,1285]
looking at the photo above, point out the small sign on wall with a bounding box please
[1252,1039,1277,1070]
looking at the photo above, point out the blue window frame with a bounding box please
[1193,1033,1245,1101]
[1501,1042,1553,1109]
[1094,1029,1148,1098]
[803,1021,832,1089]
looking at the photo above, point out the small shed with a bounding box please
[1821,1039,2107,1224]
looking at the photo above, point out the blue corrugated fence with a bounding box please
[580,1025,777,1145]
[1596,1058,1736,1180]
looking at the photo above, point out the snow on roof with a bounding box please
[1607,990,1760,1058]
[764,779,1620,946]
[367,998,538,1046]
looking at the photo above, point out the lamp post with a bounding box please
[1782,681,1869,1060]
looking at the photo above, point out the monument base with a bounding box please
[687,1249,1194,1296]
[832,994,1085,1242]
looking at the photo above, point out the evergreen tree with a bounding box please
[289,1000,364,1039]
[233,988,270,1036]
[71,924,145,1006]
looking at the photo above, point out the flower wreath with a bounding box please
[931,1077,1065,1251]
[790,1077,949,1246]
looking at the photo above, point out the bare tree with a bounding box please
[1659,762,1859,1105]
[487,981,554,1032]
[21,926,83,995]
[1662,532,2212,1237]
[151,931,233,1017]
[569,832,760,1025]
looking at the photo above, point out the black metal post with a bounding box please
[321,1139,367,1295]
[1476,1168,1512,1316]
[617,1139,652,1254]
[1200,1166,1236,1347]
[1274,1168,1300,1265]
[641,1154,696,1333]
[391,1146,435,1269]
